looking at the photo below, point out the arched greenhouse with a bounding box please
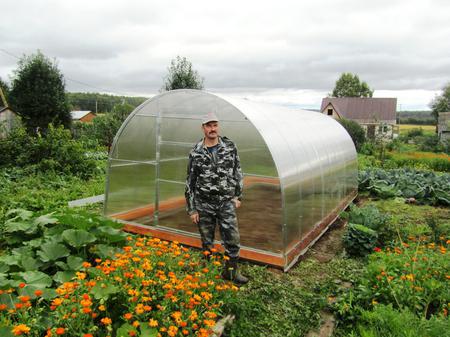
[104,89,358,271]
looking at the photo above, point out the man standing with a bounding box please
[185,112,248,285]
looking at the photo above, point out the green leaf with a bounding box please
[140,324,158,337]
[36,242,70,262]
[91,282,119,300]
[33,213,58,227]
[5,208,33,220]
[66,256,84,270]
[0,262,9,273]
[24,238,44,248]
[96,226,128,243]
[55,261,69,270]
[0,326,14,337]
[62,229,96,248]
[20,271,52,288]
[20,256,42,271]
[53,271,76,284]
[116,323,134,337]
[0,254,21,266]
[3,220,36,234]
[93,244,121,259]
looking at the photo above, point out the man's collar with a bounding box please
[201,136,223,149]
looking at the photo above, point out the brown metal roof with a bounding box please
[321,97,397,122]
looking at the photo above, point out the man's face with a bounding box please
[202,121,219,140]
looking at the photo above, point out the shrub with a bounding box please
[343,223,378,257]
[0,124,97,178]
[338,118,366,151]
[406,127,424,139]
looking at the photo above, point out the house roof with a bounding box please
[320,97,397,122]
[71,110,94,120]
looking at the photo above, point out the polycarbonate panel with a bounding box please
[156,180,193,232]
[111,116,156,162]
[220,121,277,177]
[105,161,155,216]
[238,180,283,253]
[159,157,189,183]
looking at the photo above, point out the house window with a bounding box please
[327,109,333,116]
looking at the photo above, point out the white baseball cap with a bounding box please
[202,112,219,124]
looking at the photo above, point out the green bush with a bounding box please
[338,118,366,151]
[343,223,378,257]
[0,124,97,178]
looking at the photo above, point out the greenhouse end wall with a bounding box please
[104,90,357,270]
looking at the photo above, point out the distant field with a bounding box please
[398,124,436,135]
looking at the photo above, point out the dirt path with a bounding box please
[302,218,347,263]
[301,218,347,337]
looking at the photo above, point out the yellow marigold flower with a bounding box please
[406,274,414,281]
[99,305,106,311]
[149,319,158,327]
[12,324,31,335]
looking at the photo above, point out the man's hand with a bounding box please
[190,212,199,224]
[233,198,241,209]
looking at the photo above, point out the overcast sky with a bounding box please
[1,0,449,110]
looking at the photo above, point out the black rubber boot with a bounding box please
[222,257,249,285]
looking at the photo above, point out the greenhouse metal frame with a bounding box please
[104,90,358,271]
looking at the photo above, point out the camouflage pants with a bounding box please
[195,199,240,258]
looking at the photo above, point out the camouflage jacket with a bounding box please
[185,136,243,214]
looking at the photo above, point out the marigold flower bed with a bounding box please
[364,238,449,317]
[0,236,238,337]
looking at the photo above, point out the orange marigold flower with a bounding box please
[19,296,30,303]
[12,324,31,335]
[82,262,92,268]
[55,327,65,335]
[15,303,23,309]
[132,321,140,328]
[203,319,215,327]
[182,329,189,335]
[19,283,26,289]
[0,304,7,311]
[83,334,93,337]
[34,290,43,297]
[101,317,112,325]
[124,313,133,320]
[82,307,92,314]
